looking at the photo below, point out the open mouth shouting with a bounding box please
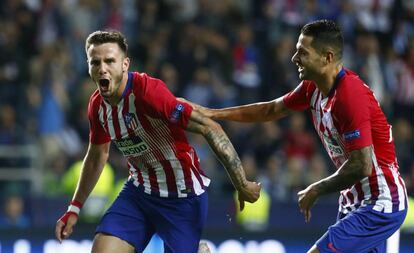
[296,64,304,73]
[98,78,110,93]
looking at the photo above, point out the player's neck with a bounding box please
[316,64,343,97]
[107,72,129,106]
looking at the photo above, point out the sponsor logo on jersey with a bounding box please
[114,135,149,157]
[169,103,184,123]
[324,135,344,156]
[124,112,138,131]
[180,188,193,194]
[344,130,360,141]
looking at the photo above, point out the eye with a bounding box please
[106,58,116,64]
[90,60,99,66]
[298,49,308,56]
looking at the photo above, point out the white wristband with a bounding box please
[67,204,81,215]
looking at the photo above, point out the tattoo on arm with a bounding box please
[204,127,248,189]
[186,110,247,189]
[314,146,372,195]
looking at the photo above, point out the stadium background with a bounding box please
[0,0,413,252]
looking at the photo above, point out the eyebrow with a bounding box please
[89,59,99,64]
[89,56,117,62]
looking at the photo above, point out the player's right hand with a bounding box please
[237,181,261,211]
[55,211,79,242]
[55,200,82,242]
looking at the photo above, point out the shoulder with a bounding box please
[130,71,166,93]
[295,80,318,99]
[335,69,371,103]
[332,70,375,118]
[303,80,317,94]
[131,71,164,86]
[88,89,102,111]
[291,80,317,96]
[283,80,317,110]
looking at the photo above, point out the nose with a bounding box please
[98,62,107,75]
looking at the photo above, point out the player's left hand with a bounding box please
[297,184,319,223]
[238,181,261,211]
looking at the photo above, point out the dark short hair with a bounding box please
[85,30,128,56]
[301,20,343,60]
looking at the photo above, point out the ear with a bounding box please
[325,51,334,64]
[123,57,130,72]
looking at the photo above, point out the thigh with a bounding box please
[96,182,155,252]
[316,206,406,253]
[307,245,320,253]
[150,192,209,253]
[92,233,135,253]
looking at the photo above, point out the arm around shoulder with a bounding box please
[186,97,292,122]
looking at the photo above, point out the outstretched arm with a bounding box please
[71,142,110,204]
[180,97,292,122]
[55,142,110,241]
[185,108,261,210]
[298,146,372,222]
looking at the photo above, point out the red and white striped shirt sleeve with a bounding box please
[88,92,111,144]
[333,82,372,152]
[283,81,315,111]
[140,75,193,128]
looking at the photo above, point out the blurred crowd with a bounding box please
[0,0,414,229]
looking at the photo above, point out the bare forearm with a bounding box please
[186,110,248,190]
[204,127,247,190]
[313,160,364,195]
[72,161,104,203]
[210,98,290,122]
[72,145,109,204]
[312,146,372,196]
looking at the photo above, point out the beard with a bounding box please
[96,71,124,98]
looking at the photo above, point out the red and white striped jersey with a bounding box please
[88,72,210,198]
[283,69,407,214]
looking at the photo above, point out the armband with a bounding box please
[58,200,83,224]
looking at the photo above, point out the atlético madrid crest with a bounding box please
[124,112,138,130]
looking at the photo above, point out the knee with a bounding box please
[92,233,135,253]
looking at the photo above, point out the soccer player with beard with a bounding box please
[54,30,261,253]
[183,20,408,253]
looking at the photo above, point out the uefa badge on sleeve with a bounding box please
[170,103,185,123]
[343,129,360,141]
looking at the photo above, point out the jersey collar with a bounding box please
[121,72,133,99]
[327,68,346,97]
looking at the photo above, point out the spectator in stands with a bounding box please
[0,0,413,234]
[393,38,414,123]
[0,185,30,229]
[0,104,28,145]
[259,152,288,201]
